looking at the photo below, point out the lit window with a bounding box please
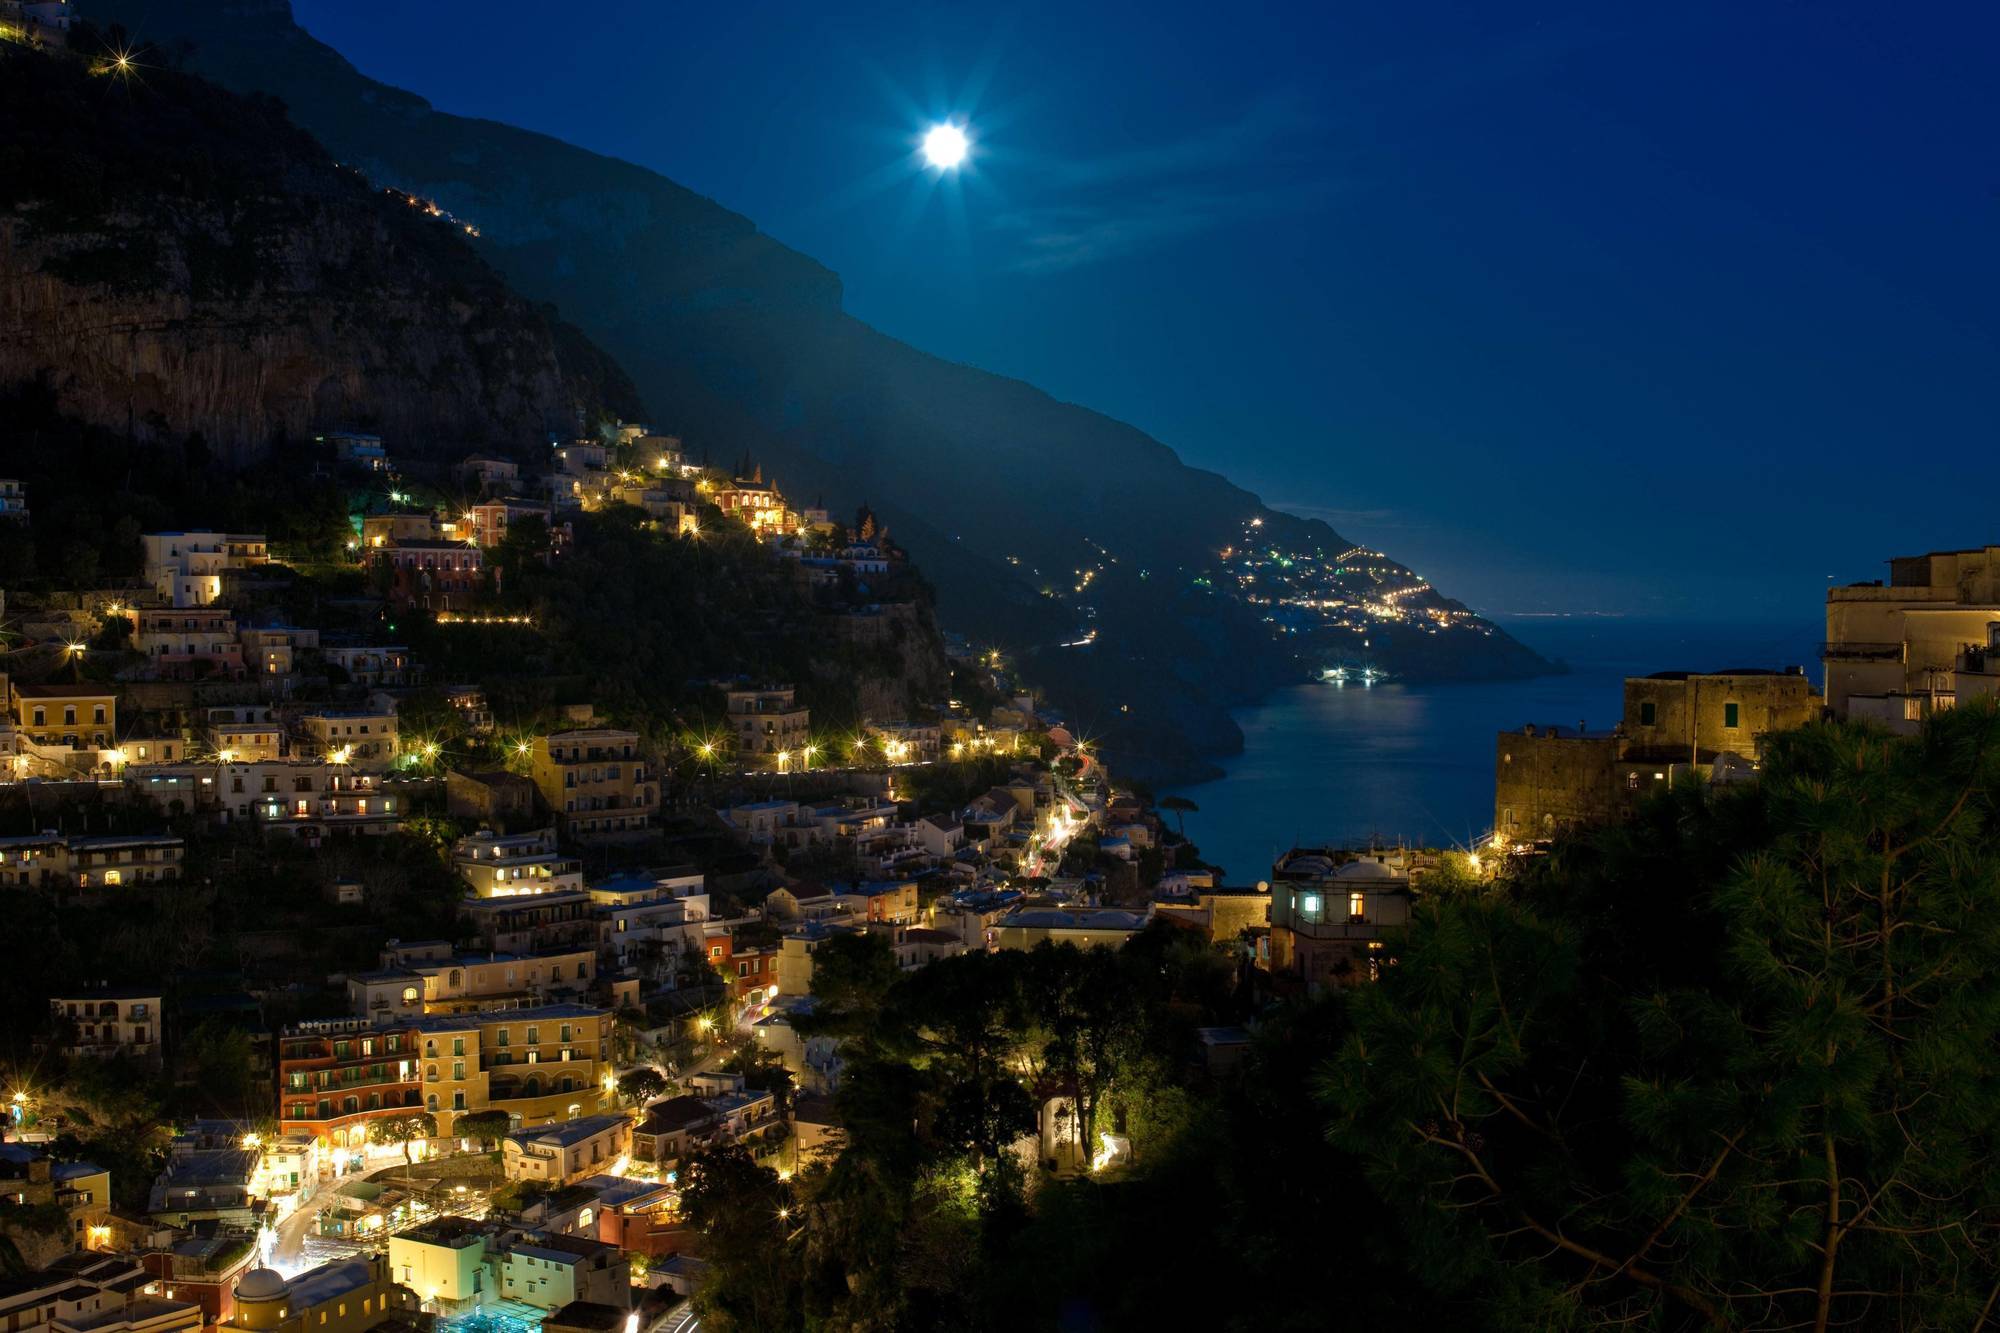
[1349,892,1366,920]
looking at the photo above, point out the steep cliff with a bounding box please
[0,40,631,458]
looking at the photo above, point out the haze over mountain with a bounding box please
[94,0,1551,780]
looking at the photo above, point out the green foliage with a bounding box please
[681,1145,801,1333]
[454,1110,511,1150]
[616,1067,667,1105]
[1321,707,2000,1330]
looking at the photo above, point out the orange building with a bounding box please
[277,1019,423,1172]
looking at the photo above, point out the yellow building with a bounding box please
[725,686,809,764]
[387,1219,490,1309]
[14,682,116,749]
[226,1257,421,1333]
[529,730,658,840]
[411,1004,612,1137]
[300,709,400,764]
[1826,547,2000,728]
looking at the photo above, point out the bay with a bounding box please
[1163,617,1823,883]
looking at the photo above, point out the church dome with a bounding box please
[1334,859,1397,880]
[236,1269,286,1302]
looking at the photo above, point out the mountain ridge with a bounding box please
[90,0,1556,781]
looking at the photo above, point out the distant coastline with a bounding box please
[1164,617,1822,881]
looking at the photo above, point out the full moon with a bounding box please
[922,123,969,169]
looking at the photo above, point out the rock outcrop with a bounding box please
[0,43,627,459]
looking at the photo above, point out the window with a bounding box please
[1639,701,1657,726]
[401,987,419,1005]
[1349,891,1366,920]
[452,1037,465,1057]
[1724,702,1740,729]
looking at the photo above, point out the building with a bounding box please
[391,1218,628,1317]
[452,828,583,899]
[376,540,493,613]
[632,1078,779,1171]
[362,514,439,549]
[14,681,115,750]
[838,879,920,925]
[145,1147,261,1227]
[711,471,792,536]
[0,833,185,889]
[134,1231,259,1327]
[128,608,244,680]
[495,1234,629,1314]
[724,686,809,764]
[1266,852,1413,992]
[529,730,658,840]
[773,921,868,997]
[867,721,939,764]
[0,478,27,521]
[0,1256,202,1333]
[277,1019,424,1170]
[223,1256,421,1333]
[720,799,821,850]
[1824,548,2000,729]
[299,709,400,764]
[352,941,598,1018]
[992,908,1150,952]
[142,532,269,608]
[457,455,522,495]
[48,988,163,1062]
[387,1218,489,1311]
[322,431,389,471]
[204,705,284,762]
[209,761,404,840]
[409,1004,613,1137]
[322,644,415,689]
[1493,668,1818,843]
[0,1145,112,1252]
[461,891,597,956]
[239,624,318,682]
[501,1116,631,1187]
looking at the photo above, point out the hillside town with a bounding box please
[5,363,1985,1329]
[8,5,2000,1330]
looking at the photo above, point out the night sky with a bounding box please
[292,0,1998,620]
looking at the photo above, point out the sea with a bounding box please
[1161,617,1823,883]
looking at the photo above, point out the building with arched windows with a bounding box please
[276,1019,423,1172]
[406,1005,613,1139]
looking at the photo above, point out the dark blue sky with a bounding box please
[295,0,1997,619]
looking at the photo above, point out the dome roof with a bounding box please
[236,1269,286,1301]
[1334,859,1397,880]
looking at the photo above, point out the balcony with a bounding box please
[290,1067,416,1094]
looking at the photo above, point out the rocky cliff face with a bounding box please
[0,43,625,458]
